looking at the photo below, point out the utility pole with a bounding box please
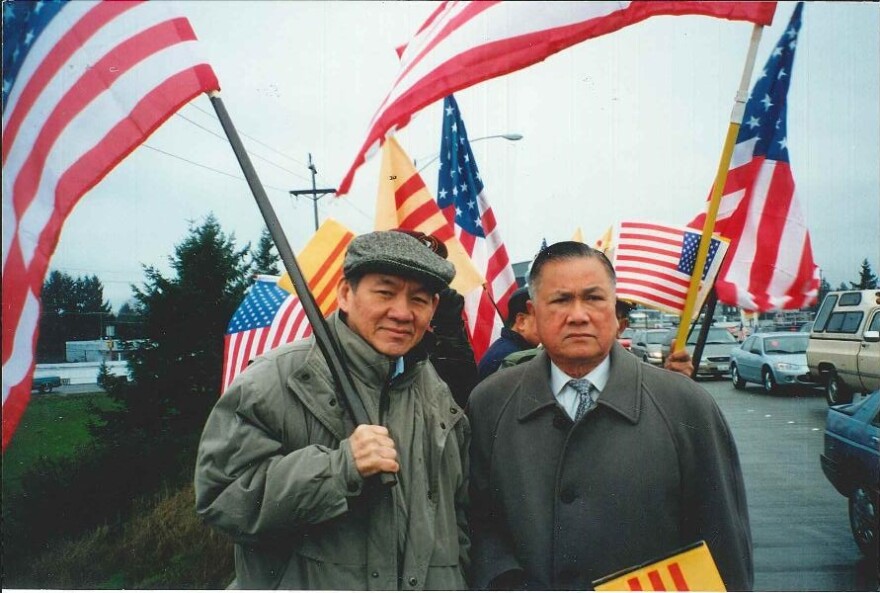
[289,153,336,231]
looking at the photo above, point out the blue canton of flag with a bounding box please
[738,2,803,163]
[677,232,721,279]
[2,0,66,112]
[227,279,288,334]
[437,95,485,237]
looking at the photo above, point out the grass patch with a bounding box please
[2,391,117,493]
[9,483,235,589]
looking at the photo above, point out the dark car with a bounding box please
[729,332,816,393]
[820,389,879,559]
[31,375,62,393]
[661,326,738,378]
[630,329,670,366]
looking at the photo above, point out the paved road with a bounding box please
[702,378,878,591]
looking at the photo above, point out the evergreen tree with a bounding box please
[251,227,280,275]
[37,271,112,362]
[813,275,832,311]
[850,258,878,289]
[97,214,251,440]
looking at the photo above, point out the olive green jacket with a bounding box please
[195,313,470,590]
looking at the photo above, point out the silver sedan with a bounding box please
[730,332,817,393]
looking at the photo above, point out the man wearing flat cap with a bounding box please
[195,230,470,590]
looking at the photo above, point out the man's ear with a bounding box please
[430,293,440,316]
[337,277,352,313]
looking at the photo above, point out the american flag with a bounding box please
[689,2,818,311]
[437,95,517,360]
[221,277,312,393]
[2,0,219,450]
[614,222,729,316]
[337,1,776,195]
[222,219,354,393]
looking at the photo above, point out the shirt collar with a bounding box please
[549,354,611,396]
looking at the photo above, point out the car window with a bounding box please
[742,336,755,350]
[813,294,838,332]
[688,327,737,345]
[646,331,668,344]
[750,339,763,355]
[838,292,863,306]
[764,335,808,354]
[826,311,864,334]
[869,312,880,333]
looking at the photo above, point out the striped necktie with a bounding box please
[569,378,595,421]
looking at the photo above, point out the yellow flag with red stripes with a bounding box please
[572,227,584,243]
[594,225,614,256]
[375,136,484,295]
[594,541,726,592]
[277,218,354,315]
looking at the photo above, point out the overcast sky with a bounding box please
[48,1,879,309]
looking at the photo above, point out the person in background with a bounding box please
[477,286,540,380]
[468,241,752,590]
[195,230,470,590]
[615,300,695,377]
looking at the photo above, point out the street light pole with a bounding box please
[289,153,337,232]
[414,133,523,173]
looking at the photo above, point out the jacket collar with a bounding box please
[517,342,641,424]
[285,312,436,440]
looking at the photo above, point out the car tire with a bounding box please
[762,367,777,394]
[826,373,854,406]
[731,364,746,390]
[848,484,878,559]
[38,384,48,394]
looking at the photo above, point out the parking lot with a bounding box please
[702,379,877,591]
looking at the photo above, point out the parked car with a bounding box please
[630,329,670,365]
[729,332,816,393]
[808,289,880,405]
[31,375,62,393]
[617,327,635,351]
[662,326,738,378]
[820,389,879,559]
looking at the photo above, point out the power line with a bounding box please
[141,144,292,194]
[185,102,335,187]
[173,111,311,183]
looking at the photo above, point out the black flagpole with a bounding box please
[208,92,396,487]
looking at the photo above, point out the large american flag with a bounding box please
[337,1,776,195]
[689,2,818,311]
[614,222,729,316]
[221,277,312,393]
[437,95,517,360]
[2,0,219,450]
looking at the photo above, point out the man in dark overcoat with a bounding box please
[467,241,752,590]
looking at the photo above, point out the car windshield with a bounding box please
[763,335,808,354]
[686,327,737,345]
[646,331,668,344]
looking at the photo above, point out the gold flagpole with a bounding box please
[674,23,765,351]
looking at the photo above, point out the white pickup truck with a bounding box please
[807,289,880,405]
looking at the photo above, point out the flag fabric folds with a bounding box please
[337,1,776,195]
[2,0,219,450]
[614,222,729,317]
[688,2,818,312]
[375,136,485,296]
[437,95,516,360]
[221,219,354,393]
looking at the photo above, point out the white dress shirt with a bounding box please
[549,355,611,420]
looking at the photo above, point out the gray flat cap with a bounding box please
[343,230,455,293]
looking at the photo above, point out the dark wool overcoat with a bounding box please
[467,342,752,590]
